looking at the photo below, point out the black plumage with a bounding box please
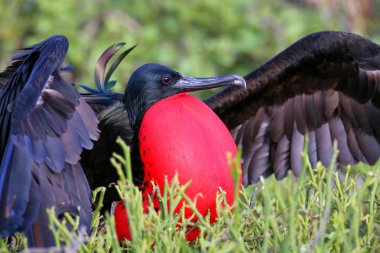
[206,31,380,184]
[84,31,380,192]
[0,35,99,246]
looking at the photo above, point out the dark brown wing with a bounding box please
[205,31,380,185]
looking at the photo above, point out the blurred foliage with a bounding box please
[0,0,380,94]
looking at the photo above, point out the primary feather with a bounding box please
[0,35,99,246]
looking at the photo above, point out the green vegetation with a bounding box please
[1,139,379,252]
[1,1,380,251]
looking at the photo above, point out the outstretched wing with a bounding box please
[205,31,380,185]
[0,35,99,246]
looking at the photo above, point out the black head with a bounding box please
[123,63,246,128]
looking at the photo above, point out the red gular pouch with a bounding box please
[113,197,154,244]
[112,177,159,244]
[113,200,132,242]
[139,93,242,240]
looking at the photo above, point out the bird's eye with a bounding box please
[161,74,172,85]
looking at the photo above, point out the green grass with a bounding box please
[1,139,380,252]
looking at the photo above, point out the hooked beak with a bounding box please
[172,74,246,91]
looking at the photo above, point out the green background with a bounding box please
[1,0,379,94]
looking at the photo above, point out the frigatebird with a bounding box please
[1,31,380,245]
[81,31,380,241]
[0,36,99,246]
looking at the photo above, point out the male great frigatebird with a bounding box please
[0,36,100,246]
[82,31,380,242]
[2,31,380,245]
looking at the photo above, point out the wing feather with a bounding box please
[0,35,98,245]
[206,31,380,184]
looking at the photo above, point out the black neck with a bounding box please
[124,95,157,187]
